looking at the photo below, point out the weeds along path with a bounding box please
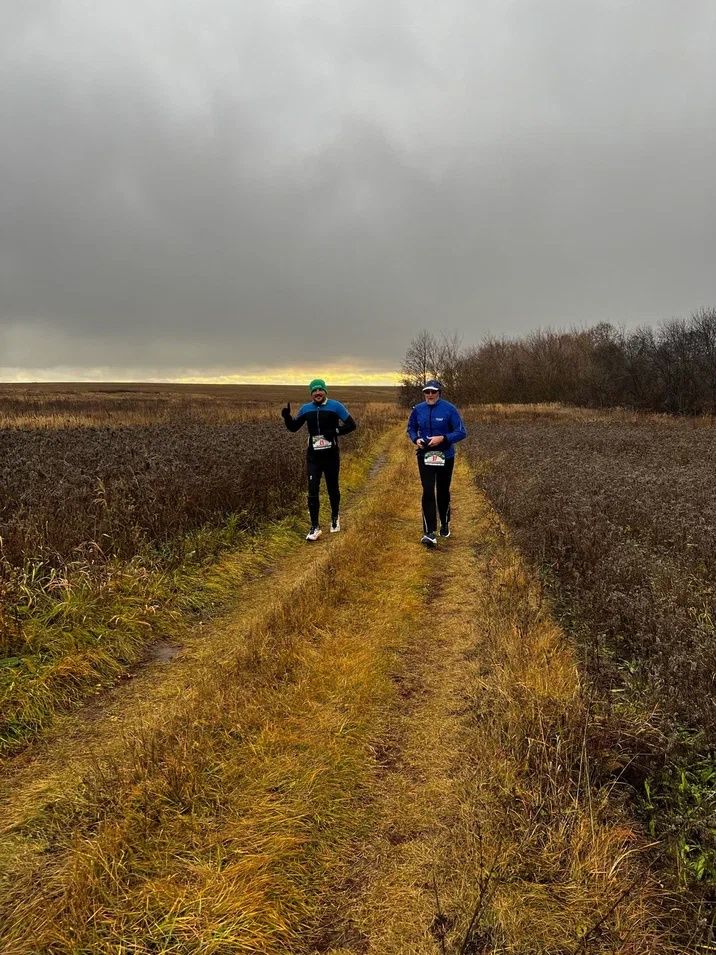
[0,427,397,833]
[1,441,673,953]
[0,413,395,759]
[312,462,671,953]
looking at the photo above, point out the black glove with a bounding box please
[281,402,291,420]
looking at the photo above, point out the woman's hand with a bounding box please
[426,435,444,447]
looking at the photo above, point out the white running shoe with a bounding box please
[330,516,340,533]
[421,533,437,548]
[306,527,322,541]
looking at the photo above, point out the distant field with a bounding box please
[0,385,398,563]
[0,383,398,430]
[0,382,399,403]
[464,403,716,744]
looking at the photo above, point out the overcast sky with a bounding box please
[2,1,715,383]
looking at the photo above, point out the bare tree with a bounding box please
[689,307,716,413]
[398,308,716,413]
[399,330,463,405]
[434,331,462,395]
[400,330,437,405]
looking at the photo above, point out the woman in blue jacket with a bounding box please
[406,379,467,547]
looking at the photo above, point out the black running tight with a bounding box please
[417,455,455,534]
[307,449,340,527]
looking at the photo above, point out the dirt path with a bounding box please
[0,441,671,954]
[312,456,489,953]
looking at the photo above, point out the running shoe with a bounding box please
[306,527,322,541]
[440,523,451,538]
[330,516,341,533]
[421,532,437,548]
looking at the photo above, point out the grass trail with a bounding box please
[0,439,677,953]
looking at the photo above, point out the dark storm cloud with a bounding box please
[2,0,716,377]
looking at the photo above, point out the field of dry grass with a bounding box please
[464,403,716,916]
[0,388,399,756]
[0,387,396,563]
[0,391,707,951]
[0,440,685,953]
[0,383,399,429]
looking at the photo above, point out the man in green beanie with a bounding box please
[281,380,357,541]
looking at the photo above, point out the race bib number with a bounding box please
[424,450,446,467]
[312,434,332,450]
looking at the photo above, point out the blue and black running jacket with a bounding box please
[406,398,467,460]
[283,398,357,453]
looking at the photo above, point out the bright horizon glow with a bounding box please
[0,363,402,387]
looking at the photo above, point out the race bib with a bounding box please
[312,434,333,450]
[424,450,446,467]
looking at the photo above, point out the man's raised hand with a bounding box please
[281,402,292,420]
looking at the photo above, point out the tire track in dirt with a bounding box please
[307,453,673,954]
[311,457,487,953]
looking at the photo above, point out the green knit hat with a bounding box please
[309,378,327,394]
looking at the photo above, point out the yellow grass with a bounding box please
[0,438,680,953]
[0,384,399,428]
[470,400,716,430]
[1,403,400,755]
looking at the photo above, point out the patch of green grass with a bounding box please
[0,514,306,754]
[642,751,716,885]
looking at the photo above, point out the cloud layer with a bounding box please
[2,0,716,379]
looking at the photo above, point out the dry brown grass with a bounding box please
[0,417,305,565]
[0,391,399,564]
[0,395,400,756]
[464,402,716,742]
[0,433,423,954]
[454,541,676,953]
[346,460,681,953]
[0,438,687,953]
[464,402,714,942]
[0,383,398,428]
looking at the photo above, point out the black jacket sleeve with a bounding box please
[337,414,357,436]
[282,409,306,433]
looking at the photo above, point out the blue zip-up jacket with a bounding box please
[283,398,357,453]
[406,398,467,460]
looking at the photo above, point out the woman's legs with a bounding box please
[417,456,439,534]
[435,457,455,528]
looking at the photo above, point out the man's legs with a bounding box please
[307,453,322,528]
[307,450,340,530]
[417,456,439,534]
[322,449,341,523]
[436,458,455,529]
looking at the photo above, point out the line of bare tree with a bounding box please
[400,308,716,414]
